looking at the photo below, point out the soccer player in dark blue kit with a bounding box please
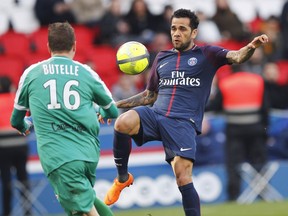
[104,9,268,216]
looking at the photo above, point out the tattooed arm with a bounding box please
[226,34,269,64]
[116,89,158,108]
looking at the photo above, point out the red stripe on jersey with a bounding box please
[165,51,181,116]
[176,50,181,69]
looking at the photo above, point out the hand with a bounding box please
[107,119,113,125]
[97,114,113,125]
[248,34,269,49]
[19,116,33,136]
[97,113,105,124]
[19,129,30,136]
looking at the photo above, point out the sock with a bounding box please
[113,130,132,182]
[94,197,114,216]
[179,183,201,216]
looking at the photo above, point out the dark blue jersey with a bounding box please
[147,45,229,134]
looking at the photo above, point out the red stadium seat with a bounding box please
[276,60,288,85]
[215,39,246,50]
[0,92,15,130]
[0,56,25,87]
[216,65,233,80]
[74,51,89,63]
[24,53,50,66]
[29,27,48,54]
[103,74,120,90]
[0,31,32,58]
[73,25,95,53]
[86,46,120,89]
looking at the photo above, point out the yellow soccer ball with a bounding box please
[116,41,150,75]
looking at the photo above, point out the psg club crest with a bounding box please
[188,57,197,66]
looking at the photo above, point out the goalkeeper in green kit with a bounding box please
[10,22,118,216]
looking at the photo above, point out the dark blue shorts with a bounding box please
[132,106,197,163]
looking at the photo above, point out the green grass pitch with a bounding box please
[47,200,288,216]
[114,200,288,216]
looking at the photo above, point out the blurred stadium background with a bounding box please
[0,0,288,215]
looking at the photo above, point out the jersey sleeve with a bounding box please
[86,66,118,118]
[202,45,230,68]
[146,53,160,92]
[10,109,29,133]
[10,68,31,133]
[13,68,31,111]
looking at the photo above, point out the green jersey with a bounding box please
[13,56,117,175]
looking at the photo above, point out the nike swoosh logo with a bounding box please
[189,118,195,123]
[180,148,192,152]
[159,62,168,69]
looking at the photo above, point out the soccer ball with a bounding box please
[116,41,150,75]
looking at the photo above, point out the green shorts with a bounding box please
[48,160,98,216]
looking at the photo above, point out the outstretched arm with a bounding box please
[99,89,157,124]
[226,34,269,64]
[116,89,158,108]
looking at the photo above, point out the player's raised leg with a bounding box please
[104,110,140,205]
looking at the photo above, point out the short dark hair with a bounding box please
[171,9,199,30]
[48,22,75,52]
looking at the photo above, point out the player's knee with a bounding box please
[114,117,128,133]
[174,167,192,186]
[172,158,193,186]
[175,173,192,186]
[114,111,139,134]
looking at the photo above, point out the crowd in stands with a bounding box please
[0,0,287,90]
[0,0,288,156]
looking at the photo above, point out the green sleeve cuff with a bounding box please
[10,109,29,133]
[99,104,119,119]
